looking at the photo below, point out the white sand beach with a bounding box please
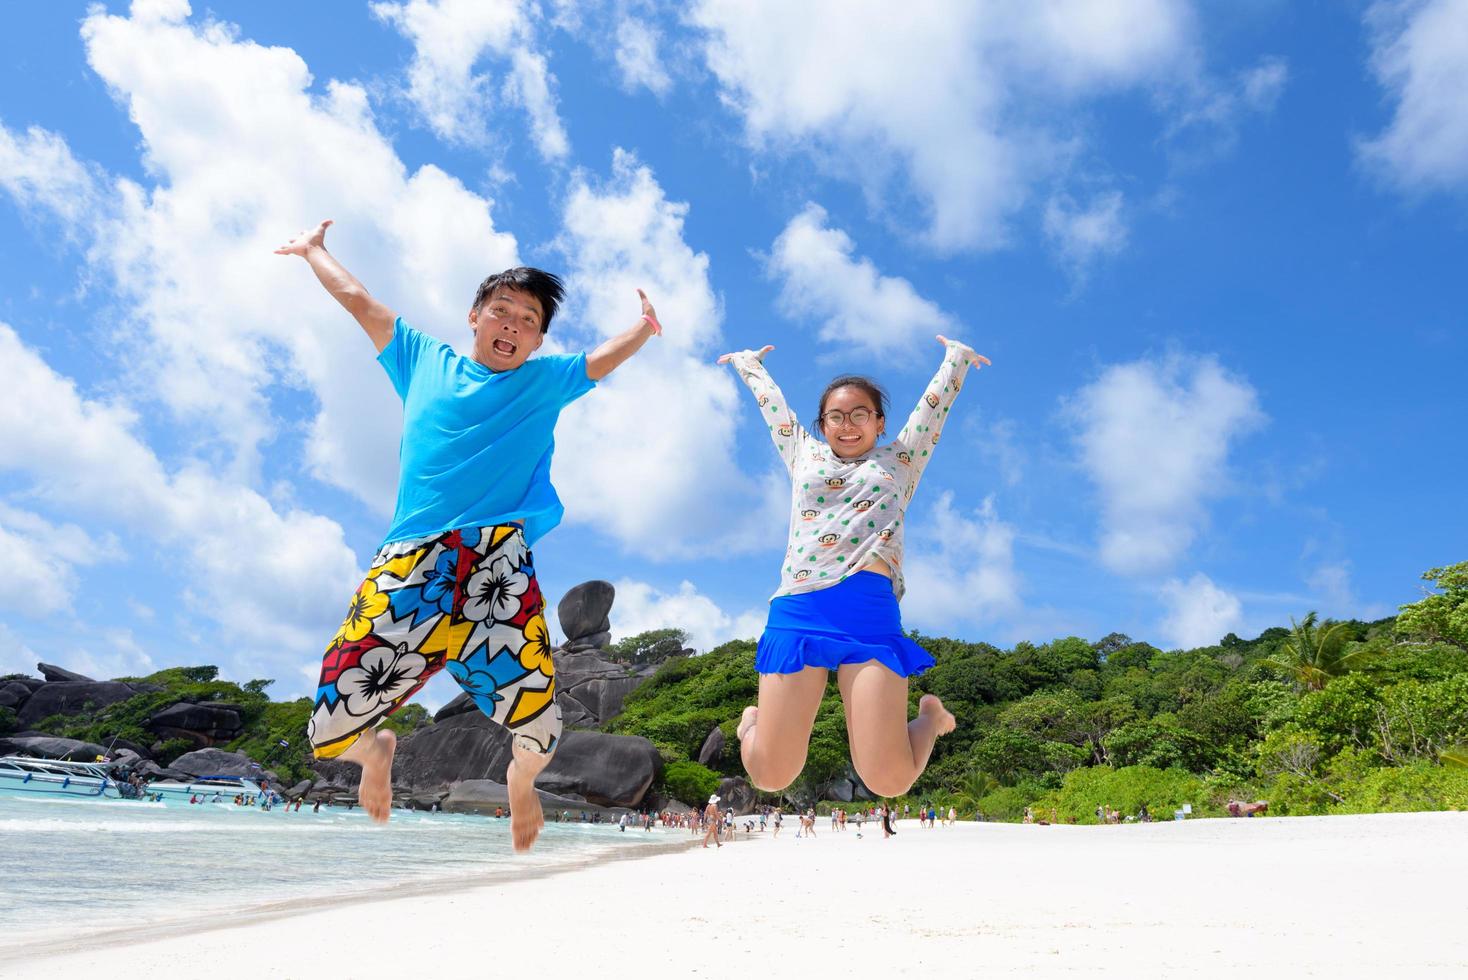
[12,811,1468,978]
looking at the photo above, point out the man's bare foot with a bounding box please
[737,705,758,741]
[351,728,397,824]
[918,694,957,736]
[506,757,546,852]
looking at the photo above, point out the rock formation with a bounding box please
[145,702,245,747]
[697,726,726,767]
[15,680,139,728]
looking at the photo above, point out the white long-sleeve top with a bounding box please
[731,342,978,601]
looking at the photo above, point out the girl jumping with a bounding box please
[718,336,990,798]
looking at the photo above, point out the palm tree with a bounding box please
[1441,745,1468,769]
[952,770,999,813]
[1263,612,1373,691]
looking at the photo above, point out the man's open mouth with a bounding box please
[492,338,518,356]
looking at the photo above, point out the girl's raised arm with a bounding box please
[894,336,990,494]
[719,346,807,473]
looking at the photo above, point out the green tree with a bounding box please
[1397,562,1468,651]
[1263,612,1374,691]
[662,760,721,807]
[1103,715,1211,771]
[605,628,689,666]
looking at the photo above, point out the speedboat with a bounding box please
[147,774,269,805]
[0,756,123,799]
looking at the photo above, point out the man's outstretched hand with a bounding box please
[275,219,333,258]
[638,288,663,335]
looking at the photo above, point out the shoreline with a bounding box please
[12,812,1467,977]
[7,825,708,963]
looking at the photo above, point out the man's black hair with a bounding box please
[471,267,566,333]
[815,375,889,430]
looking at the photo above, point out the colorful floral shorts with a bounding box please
[307,523,560,760]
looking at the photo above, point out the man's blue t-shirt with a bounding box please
[377,317,595,547]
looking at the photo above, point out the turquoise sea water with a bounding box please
[0,794,677,949]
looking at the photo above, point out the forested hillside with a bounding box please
[607,563,1468,821]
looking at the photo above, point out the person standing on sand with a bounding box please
[881,804,896,838]
[278,219,663,850]
[703,795,723,849]
[719,339,989,803]
[773,808,783,838]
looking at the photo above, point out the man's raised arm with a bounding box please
[275,219,396,352]
[586,289,662,381]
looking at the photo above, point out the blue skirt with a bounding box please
[755,571,935,678]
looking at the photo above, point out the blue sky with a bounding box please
[1,0,1464,707]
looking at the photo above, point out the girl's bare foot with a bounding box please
[506,756,547,852]
[353,729,397,823]
[917,694,956,736]
[737,705,758,741]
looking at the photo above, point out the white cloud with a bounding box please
[1067,352,1264,575]
[1043,190,1128,276]
[610,578,763,652]
[614,17,672,96]
[1359,0,1468,191]
[0,124,104,233]
[766,203,956,357]
[39,4,522,510]
[976,416,1026,488]
[691,0,1194,250]
[371,0,570,159]
[552,149,785,558]
[0,505,113,618]
[1158,572,1243,648]
[0,623,40,679]
[0,324,362,683]
[1161,55,1289,160]
[903,492,1023,632]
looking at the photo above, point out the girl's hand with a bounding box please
[717,345,774,365]
[936,334,991,366]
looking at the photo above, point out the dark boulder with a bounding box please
[716,776,757,815]
[16,681,138,728]
[134,760,193,782]
[391,714,660,809]
[563,630,612,652]
[557,580,615,642]
[285,779,314,799]
[0,681,31,710]
[37,663,95,683]
[169,747,263,779]
[3,675,45,692]
[392,711,517,790]
[535,731,662,808]
[821,777,855,803]
[145,702,245,746]
[98,736,153,760]
[0,735,109,760]
[438,779,602,816]
[697,726,727,767]
[555,649,651,727]
[433,692,479,723]
[309,757,361,791]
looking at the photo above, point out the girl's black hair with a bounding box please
[815,375,888,429]
[471,267,566,333]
